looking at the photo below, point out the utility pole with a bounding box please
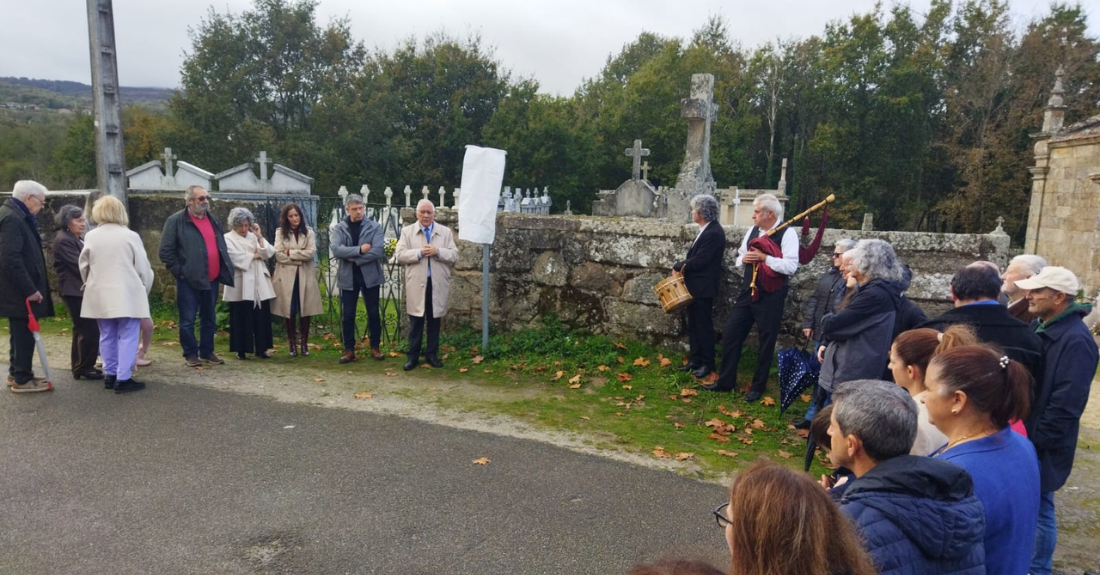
[87,0,127,204]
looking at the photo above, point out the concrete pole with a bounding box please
[87,0,127,204]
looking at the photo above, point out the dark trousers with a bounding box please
[716,285,788,393]
[341,283,381,351]
[407,279,441,361]
[62,295,100,376]
[228,300,274,355]
[176,278,218,358]
[686,297,715,370]
[6,316,36,384]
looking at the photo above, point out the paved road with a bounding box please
[1,372,729,575]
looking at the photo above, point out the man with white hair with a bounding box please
[1001,254,1047,323]
[0,180,55,392]
[1014,266,1099,575]
[703,193,798,402]
[395,200,458,371]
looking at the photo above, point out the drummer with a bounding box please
[703,193,799,402]
[672,194,726,379]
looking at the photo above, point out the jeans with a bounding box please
[341,283,381,351]
[98,318,140,381]
[176,278,218,358]
[1031,490,1056,575]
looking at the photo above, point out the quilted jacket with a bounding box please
[840,455,986,575]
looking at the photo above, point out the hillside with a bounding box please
[0,77,174,110]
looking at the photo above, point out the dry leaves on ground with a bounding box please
[751,418,766,430]
[614,342,628,351]
[617,373,633,382]
[652,446,671,459]
[761,396,777,406]
[471,355,484,364]
[459,367,469,373]
[313,378,325,383]
[680,388,698,397]
[622,384,633,390]
[633,357,651,367]
[673,422,685,428]
[472,457,490,465]
[717,405,742,419]
[569,383,581,389]
[716,450,738,458]
[353,392,373,399]
[778,450,794,459]
[552,370,565,381]
[598,365,610,372]
[674,452,695,461]
[801,394,812,403]
[707,433,731,443]
[568,374,583,384]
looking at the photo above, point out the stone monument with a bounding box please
[591,139,663,218]
[126,147,214,191]
[667,73,720,220]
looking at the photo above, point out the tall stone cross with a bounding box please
[162,147,177,177]
[641,161,650,181]
[255,151,271,180]
[674,74,718,197]
[624,139,651,181]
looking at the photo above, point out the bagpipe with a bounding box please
[748,194,835,301]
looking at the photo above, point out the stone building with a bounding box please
[1026,66,1100,296]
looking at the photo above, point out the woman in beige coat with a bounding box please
[272,203,322,357]
[223,207,276,360]
[79,196,154,394]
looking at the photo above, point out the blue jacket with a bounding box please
[840,455,986,575]
[1025,303,1098,492]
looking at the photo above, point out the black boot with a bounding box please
[114,378,146,394]
[285,318,298,357]
[104,375,117,390]
[299,316,311,357]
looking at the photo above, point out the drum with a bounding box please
[653,275,693,313]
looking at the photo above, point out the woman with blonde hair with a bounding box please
[887,324,979,455]
[717,460,875,575]
[271,202,322,357]
[79,195,154,393]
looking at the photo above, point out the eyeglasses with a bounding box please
[831,253,841,259]
[713,502,732,528]
[193,195,210,202]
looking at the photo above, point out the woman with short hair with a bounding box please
[52,204,102,380]
[223,207,276,359]
[924,346,1039,575]
[718,460,875,575]
[79,196,154,393]
[271,203,322,357]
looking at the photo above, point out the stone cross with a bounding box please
[438,186,447,208]
[337,185,349,202]
[641,161,650,181]
[673,74,719,212]
[404,185,412,206]
[384,186,393,207]
[565,200,573,216]
[624,139,651,181]
[360,185,370,204]
[422,186,431,202]
[992,216,1006,236]
[255,151,271,180]
[162,147,177,177]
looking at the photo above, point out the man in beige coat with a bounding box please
[395,200,458,371]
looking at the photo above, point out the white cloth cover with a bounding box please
[457,145,506,245]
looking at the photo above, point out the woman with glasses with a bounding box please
[715,460,874,575]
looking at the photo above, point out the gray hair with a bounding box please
[345,194,364,207]
[832,379,918,462]
[12,180,47,201]
[690,194,720,223]
[848,239,903,282]
[185,185,206,201]
[55,205,83,230]
[1010,254,1047,277]
[835,238,857,252]
[753,193,783,221]
[227,207,254,229]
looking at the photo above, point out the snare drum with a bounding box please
[652,275,693,313]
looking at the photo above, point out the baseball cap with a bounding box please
[1014,266,1079,295]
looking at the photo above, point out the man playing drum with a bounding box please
[703,194,798,401]
[672,194,726,379]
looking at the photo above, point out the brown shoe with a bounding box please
[10,380,52,393]
[200,353,225,365]
[7,375,45,385]
[339,350,356,364]
[370,349,384,361]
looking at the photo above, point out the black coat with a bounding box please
[52,229,85,298]
[673,222,725,299]
[0,198,54,318]
[802,266,845,337]
[818,279,902,391]
[920,303,1044,385]
[1025,304,1098,492]
[158,208,234,290]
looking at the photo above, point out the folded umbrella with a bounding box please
[777,345,818,414]
[26,298,54,390]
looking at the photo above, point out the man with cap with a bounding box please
[1014,266,1098,575]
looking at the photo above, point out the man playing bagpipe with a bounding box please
[703,193,798,401]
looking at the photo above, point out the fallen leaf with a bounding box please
[614,342,628,350]
[353,392,373,399]
[632,357,651,367]
[552,370,565,381]
[598,365,610,372]
[707,433,731,443]
[615,412,625,416]
[801,394,812,403]
[751,418,766,430]
[740,438,754,445]
[471,355,484,364]
[579,416,590,421]
[744,428,753,435]
[623,385,635,391]
[680,388,698,397]
[674,452,695,461]
[673,422,685,428]
[617,373,633,382]
[459,367,469,373]
[681,398,692,403]
[659,357,672,367]
[442,354,449,360]
[483,369,495,374]
[472,457,490,465]
[762,396,776,406]
[652,446,671,459]
[387,351,401,357]
[384,371,397,377]
[569,383,581,389]
[668,394,678,401]
[705,418,725,428]
[568,374,582,384]
[313,378,325,383]
[716,450,739,458]
[616,356,625,364]
[778,450,794,459]
[553,360,561,366]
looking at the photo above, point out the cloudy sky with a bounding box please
[1,0,1094,95]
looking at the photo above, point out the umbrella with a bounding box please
[25,298,54,391]
[777,345,819,414]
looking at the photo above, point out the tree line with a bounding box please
[3,0,1097,243]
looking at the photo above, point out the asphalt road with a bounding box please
[1,372,729,575]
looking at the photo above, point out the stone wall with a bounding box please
[428,210,1012,349]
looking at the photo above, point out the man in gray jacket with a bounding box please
[330,194,385,363]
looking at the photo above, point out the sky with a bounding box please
[0,0,1095,95]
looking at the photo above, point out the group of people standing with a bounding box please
[672,191,1097,575]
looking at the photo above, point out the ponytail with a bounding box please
[929,346,1033,428]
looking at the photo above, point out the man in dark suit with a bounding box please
[672,194,726,379]
[920,263,1043,382]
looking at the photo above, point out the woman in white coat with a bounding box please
[223,207,276,359]
[79,196,154,394]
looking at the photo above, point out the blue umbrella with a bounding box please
[777,346,819,414]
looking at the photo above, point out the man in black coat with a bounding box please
[0,181,55,393]
[671,194,726,379]
[920,263,1043,382]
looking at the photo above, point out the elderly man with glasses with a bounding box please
[0,180,56,392]
[159,185,234,367]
